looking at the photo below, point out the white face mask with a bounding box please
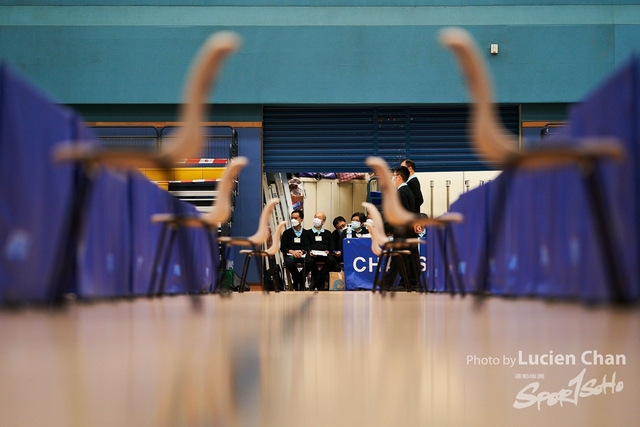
[312,218,323,228]
[291,219,300,227]
[351,221,361,230]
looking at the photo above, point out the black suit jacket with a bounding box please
[396,185,417,239]
[398,184,416,213]
[406,176,423,213]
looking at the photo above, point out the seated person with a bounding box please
[343,212,370,238]
[337,212,370,253]
[305,212,336,291]
[331,216,347,269]
[414,213,429,239]
[280,209,309,291]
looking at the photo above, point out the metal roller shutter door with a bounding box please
[263,105,519,173]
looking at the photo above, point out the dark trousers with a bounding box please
[305,254,336,290]
[380,228,420,290]
[380,252,418,289]
[284,256,306,290]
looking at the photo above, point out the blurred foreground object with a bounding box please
[439,27,628,303]
[49,32,242,304]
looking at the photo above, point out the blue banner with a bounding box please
[343,238,428,290]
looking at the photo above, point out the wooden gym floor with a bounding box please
[0,292,638,427]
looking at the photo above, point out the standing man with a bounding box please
[378,166,419,291]
[393,166,415,214]
[280,209,309,291]
[306,212,336,291]
[401,159,423,213]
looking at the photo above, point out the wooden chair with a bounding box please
[238,221,287,293]
[218,198,281,293]
[439,27,628,302]
[365,158,465,294]
[362,202,414,293]
[48,32,241,303]
[148,157,248,295]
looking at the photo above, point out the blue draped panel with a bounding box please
[130,172,173,295]
[78,170,132,298]
[449,183,488,293]
[0,64,219,302]
[430,228,446,292]
[564,54,640,300]
[160,202,216,295]
[0,64,91,303]
[446,54,640,301]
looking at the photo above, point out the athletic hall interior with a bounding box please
[1,2,639,426]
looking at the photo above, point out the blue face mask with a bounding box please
[351,221,361,230]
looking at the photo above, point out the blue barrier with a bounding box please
[79,170,132,298]
[446,55,640,301]
[563,54,640,301]
[0,64,218,302]
[0,64,84,303]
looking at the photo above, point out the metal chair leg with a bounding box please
[409,247,422,292]
[148,223,169,296]
[372,252,389,293]
[48,167,93,305]
[397,254,411,292]
[445,223,466,296]
[157,227,177,296]
[239,252,254,293]
[251,246,267,293]
[204,228,217,293]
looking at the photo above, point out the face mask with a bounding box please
[312,218,322,228]
[291,219,300,227]
[351,221,361,230]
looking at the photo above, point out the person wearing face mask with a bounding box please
[280,209,310,291]
[401,159,423,213]
[338,212,371,260]
[331,216,347,269]
[337,212,370,254]
[305,212,336,291]
[345,212,370,238]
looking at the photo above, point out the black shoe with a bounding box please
[314,277,328,291]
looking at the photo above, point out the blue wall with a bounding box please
[1,2,639,105]
[233,127,263,283]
